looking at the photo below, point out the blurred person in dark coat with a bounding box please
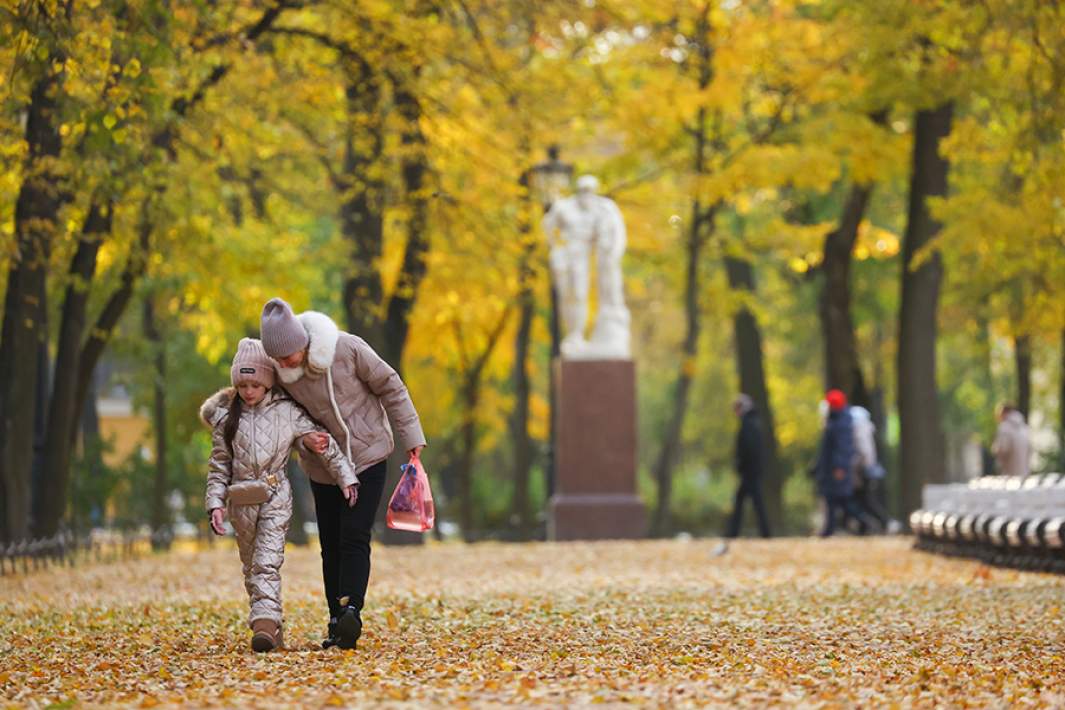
[712,394,771,556]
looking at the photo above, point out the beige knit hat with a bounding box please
[260,297,309,359]
[230,338,276,389]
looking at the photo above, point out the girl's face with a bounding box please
[238,382,267,406]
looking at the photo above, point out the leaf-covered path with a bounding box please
[2,537,1063,707]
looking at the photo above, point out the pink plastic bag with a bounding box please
[386,454,435,532]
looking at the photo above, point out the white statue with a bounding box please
[542,174,631,360]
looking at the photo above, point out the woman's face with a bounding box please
[277,349,306,369]
[238,382,267,406]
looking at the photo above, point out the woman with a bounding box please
[260,297,426,650]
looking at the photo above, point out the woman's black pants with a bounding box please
[310,459,388,621]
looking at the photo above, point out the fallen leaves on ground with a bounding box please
[1,537,1063,707]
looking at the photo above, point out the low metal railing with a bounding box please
[0,527,175,576]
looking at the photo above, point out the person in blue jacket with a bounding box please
[816,389,868,537]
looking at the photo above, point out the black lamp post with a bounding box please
[526,145,573,506]
[528,145,574,212]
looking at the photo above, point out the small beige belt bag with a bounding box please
[227,473,279,506]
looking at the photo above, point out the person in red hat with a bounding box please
[815,389,869,536]
[825,389,847,412]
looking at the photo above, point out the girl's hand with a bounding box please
[302,432,329,454]
[342,484,358,508]
[210,508,226,536]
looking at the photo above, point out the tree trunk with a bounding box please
[453,313,510,542]
[143,297,170,547]
[30,342,52,531]
[339,73,387,353]
[458,376,478,542]
[868,384,892,512]
[546,272,562,506]
[0,450,5,542]
[382,75,436,546]
[724,256,784,523]
[1059,329,1065,471]
[650,201,713,537]
[898,103,952,516]
[80,369,105,528]
[73,198,155,431]
[510,163,536,538]
[869,320,894,511]
[509,285,534,537]
[1014,334,1031,420]
[820,184,874,406]
[384,75,430,367]
[0,69,66,542]
[967,311,997,476]
[36,201,113,536]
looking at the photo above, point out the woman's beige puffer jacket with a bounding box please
[201,387,357,511]
[275,310,427,484]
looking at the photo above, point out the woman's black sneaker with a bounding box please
[335,606,362,650]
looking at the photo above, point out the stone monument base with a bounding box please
[549,493,647,541]
[548,359,646,541]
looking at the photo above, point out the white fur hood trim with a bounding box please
[277,310,341,384]
[199,387,235,428]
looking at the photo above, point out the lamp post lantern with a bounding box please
[528,145,574,212]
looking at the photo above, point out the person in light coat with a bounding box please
[849,406,897,533]
[992,404,1030,477]
[203,338,356,652]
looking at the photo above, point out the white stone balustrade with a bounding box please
[912,474,1065,572]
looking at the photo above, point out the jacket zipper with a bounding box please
[251,405,260,476]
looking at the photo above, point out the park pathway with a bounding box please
[1,537,1063,707]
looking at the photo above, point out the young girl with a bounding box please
[201,338,358,652]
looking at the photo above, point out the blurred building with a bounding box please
[86,359,150,466]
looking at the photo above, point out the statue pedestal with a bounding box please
[549,359,646,540]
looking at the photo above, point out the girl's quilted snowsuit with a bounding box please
[201,386,356,628]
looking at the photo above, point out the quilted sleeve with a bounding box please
[205,424,232,511]
[349,337,427,453]
[287,402,358,489]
